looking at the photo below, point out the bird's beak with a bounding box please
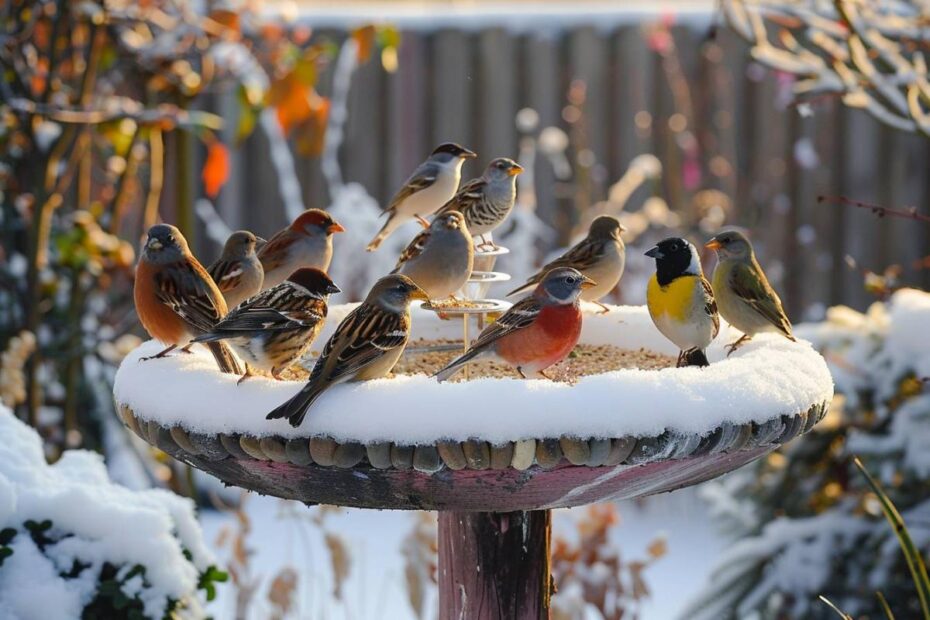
[146,238,163,251]
[410,286,430,301]
[507,163,525,176]
[328,222,346,234]
[462,148,477,159]
[644,246,663,259]
[705,239,722,251]
[255,236,268,251]
[580,276,597,290]
[618,224,628,233]
[327,283,342,295]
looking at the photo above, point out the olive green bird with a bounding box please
[705,230,795,355]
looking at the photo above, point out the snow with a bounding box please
[114,303,833,443]
[0,408,215,619]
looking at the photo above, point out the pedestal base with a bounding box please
[438,510,552,620]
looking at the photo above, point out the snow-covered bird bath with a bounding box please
[113,303,833,618]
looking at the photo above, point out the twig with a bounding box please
[817,194,930,224]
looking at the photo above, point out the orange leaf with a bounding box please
[209,9,240,35]
[352,26,377,63]
[270,73,312,136]
[202,142,230,198]
[293,94,330,157]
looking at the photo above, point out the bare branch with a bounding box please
[817,194,930,224]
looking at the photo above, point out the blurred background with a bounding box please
[2,0,929,618]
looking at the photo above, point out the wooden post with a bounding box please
[438,510,552,620]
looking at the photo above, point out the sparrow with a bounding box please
[434,267,595,382]
[367,142,477,251]
[507,215,626,312]
[436,157,523,248]
[257,209,345,290]
[392,211,474,300]
[192,268,341,384]
[208,230,265,310]
[266,274,428,427]
[645,237,719,367]
[705,230,795,354]
[134,224,242,374]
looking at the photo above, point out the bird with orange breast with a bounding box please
[257,209,345,290]
[134,224,242,374]
[434,267,595,381]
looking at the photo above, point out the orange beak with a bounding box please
[328,222,346,234]
[507,163,525,176]
[580,275,597,290]
[705,239,722,250]
[410,286,430,302]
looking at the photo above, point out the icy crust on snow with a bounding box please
[114,303,833,444]
[0,408,214,620]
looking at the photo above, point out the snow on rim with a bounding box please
[114,303,834,445]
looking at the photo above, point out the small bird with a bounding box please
[507,215,626,312]
[208,230,265,310]
[392,211,474,300]
[436,157,523,248]
[266,274,428,427]
[645,237,719,367]
[705,230,795,354]
[134,224,242,374]
[434,267,595,382]
[192,268,341,384]
[257,209,345,290]
[367,143,477,251]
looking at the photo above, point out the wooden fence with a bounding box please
[172,22,930,316]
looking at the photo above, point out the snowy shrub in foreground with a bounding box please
[0,408,226,619]
[683,288,930,620]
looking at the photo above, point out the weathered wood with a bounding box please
[438,510,552,620]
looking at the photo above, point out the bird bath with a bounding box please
[114,303,833,619]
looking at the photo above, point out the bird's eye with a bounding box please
[566,276,577,284]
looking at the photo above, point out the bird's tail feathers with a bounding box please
[679,348,710,368]
[266,383,327,427]
[207,341,242,375]
[434,348,485,382]
[366,216,397,252]
[505,281,533,298]
[191,331,224,344]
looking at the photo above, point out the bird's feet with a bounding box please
[415,215,430,228]
[179,344,194,354]
[476,236,499,251]
[725,335,751,357]
[236,371,253,386]
[139,344,177,362]
[593,301,610,314]
[539,369,554,381]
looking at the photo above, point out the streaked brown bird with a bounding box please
[193,268,340,384]
[134,224,242,374]
[258,209,345,290]
[208,230,265,310]
[266,274,428,427]
[436,157,523,247]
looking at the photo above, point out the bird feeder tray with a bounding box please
[473,245,510,257]
[467,270,512,284]
[419,299,510,316]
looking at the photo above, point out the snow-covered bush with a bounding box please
[0,408,226,620]
[684,288,930,619]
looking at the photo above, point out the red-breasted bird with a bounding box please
[208,230,265,310]
[645,237,719,367]
[367,142,477,251]
[434,267,595,382]
[266,274,428,427]
[134,224,242,374]
[192,268,340,384]
[507,215,626,312]
[257,209,345,290]
[705,230,795,354]
[392,211,474,300]
[436,157,523,247]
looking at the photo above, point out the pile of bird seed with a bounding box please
[280,340,674,383]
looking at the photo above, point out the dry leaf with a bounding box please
[267,567,298,615]
[352,25,377,63]
[325,533,350,600]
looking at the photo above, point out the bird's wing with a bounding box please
[256,229,295,273]
[702,276,720,339]
[207,258,244,294]
[213,304,325,333]
[154,259,226,332]
[314,304,409,383]
[728,261,792,337]
[385,162,439,213]
[393,228,432,270]
[437,177,487,215]
[512,238,604,295]
[469,296,542,352]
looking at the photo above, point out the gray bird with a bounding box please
[436,157,523,248]
[266,274,428,427]
[392,211,474,300]
[367,143,477,251]
[208,230,265,310]
[706,230,795,355]
[507,215,626,312]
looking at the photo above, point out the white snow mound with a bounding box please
[114,304,834,444]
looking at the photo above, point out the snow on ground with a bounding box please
[114,304,832,443]
[201,489,725,619]
[0,408,215,620]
